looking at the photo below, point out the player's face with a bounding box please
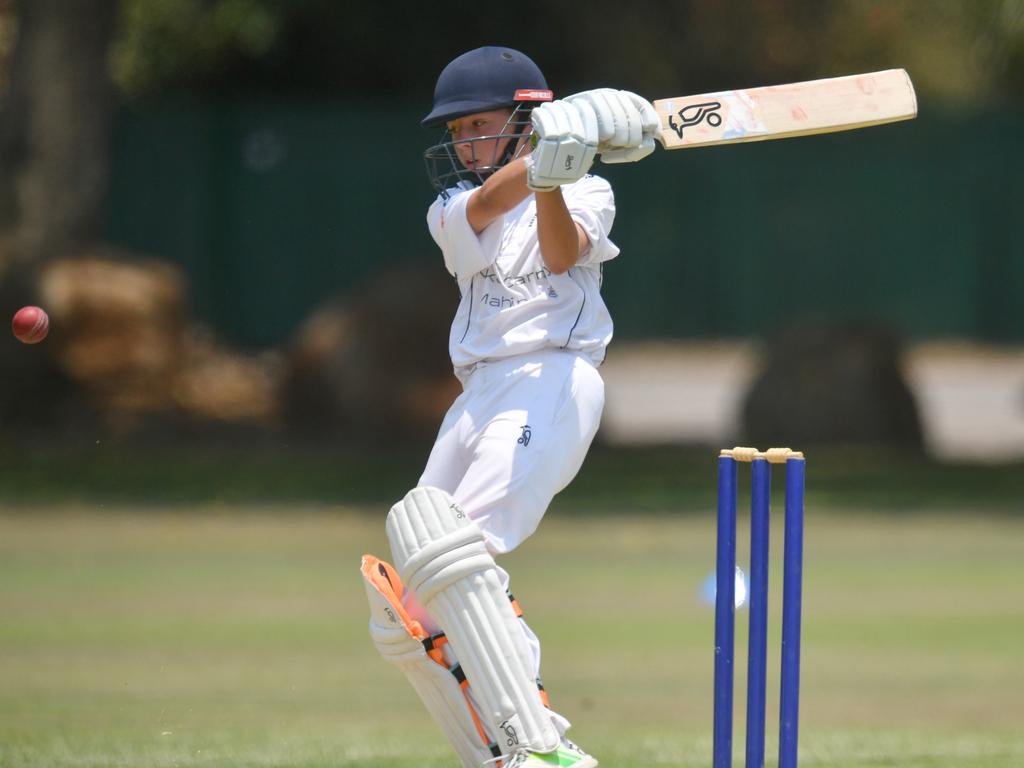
[446,109,517,170]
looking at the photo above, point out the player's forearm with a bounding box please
[466,158,532,233]
[535,188,586,275]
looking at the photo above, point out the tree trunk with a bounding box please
[0,0,117,268]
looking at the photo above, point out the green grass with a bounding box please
[1,442,1022,511]
[1,507,1022,767]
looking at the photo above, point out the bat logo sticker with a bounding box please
[668,101,723,138]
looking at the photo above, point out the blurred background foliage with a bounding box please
[0,0,1023,475]
[112,0,282,96]
[106,0,1024,104]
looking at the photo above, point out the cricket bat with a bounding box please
[653,69,916,150]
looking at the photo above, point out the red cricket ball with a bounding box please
[12,305,50,344]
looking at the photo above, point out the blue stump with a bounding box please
[713,455,738,768]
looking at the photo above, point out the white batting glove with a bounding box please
[525,99,599,191]
[565,88,660,163]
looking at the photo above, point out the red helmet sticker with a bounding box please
[514,89,554,102]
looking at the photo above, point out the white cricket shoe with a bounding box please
[493,739,598,768]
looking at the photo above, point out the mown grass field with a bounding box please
[2,466,1023,768]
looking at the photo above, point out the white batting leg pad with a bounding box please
[387,487,560,754]
[361,555,496,768]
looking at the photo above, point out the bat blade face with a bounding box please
[654,69,917,150]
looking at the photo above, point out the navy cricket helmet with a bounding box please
[423,47,552,196]
[422,46,549,128]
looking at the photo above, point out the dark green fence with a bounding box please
[106,99,1024,347]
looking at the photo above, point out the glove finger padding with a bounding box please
[527,100,598,191]
[531,99,568,137]
[567,88,661,164]
[568,88,658,148]
[620,89,661,136]
[599,137,657,163]
[570,88,632,147]
[569,98,600,152]
[606,90,642,147]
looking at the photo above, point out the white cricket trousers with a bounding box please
[402,349,605,734]
[420,348,605,555]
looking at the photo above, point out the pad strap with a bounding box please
[423,592,551,709]
[387,487,560,753]
[361,555,499,767]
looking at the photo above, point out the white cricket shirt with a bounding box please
[426,174,620,380]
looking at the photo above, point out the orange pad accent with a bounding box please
[362,553,499,767]
[361,555,447,665]
[508,594,523,618]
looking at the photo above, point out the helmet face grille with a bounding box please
[423,106,534,198]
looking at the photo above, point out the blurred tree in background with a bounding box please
[112,0,282,96]
[0,0,116,265]
[0,0,1022,444]
[2,0,1021,271]
[106,0,1024,105]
